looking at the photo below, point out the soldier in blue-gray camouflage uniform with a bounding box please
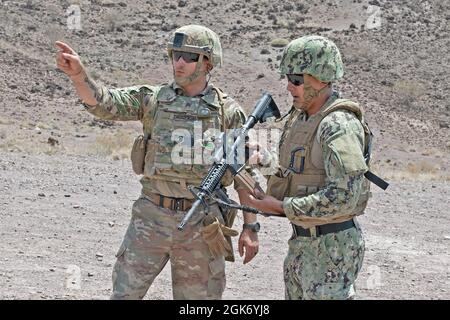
[245,35,373,300]
[55,25,260,300]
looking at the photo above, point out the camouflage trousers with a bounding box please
[111,195,226,300]
[284,220,365,300]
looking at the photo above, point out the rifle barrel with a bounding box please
[177,197,203,230]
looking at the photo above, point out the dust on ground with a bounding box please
[0,0,449,299]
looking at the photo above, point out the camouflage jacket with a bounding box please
[85,81,248,198]
[279,98,369,224]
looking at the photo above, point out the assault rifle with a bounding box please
[177,92,281,231]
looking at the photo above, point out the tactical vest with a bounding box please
[142,84,231,186]
[267,98,371,225]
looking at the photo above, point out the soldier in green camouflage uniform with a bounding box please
[55,25,259,300]
[245,36,371,299]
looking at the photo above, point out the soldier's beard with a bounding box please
[298,80,330,110]
[174,59,207,87]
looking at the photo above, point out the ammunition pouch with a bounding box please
[130,134,149,175]
[266,169,290,201]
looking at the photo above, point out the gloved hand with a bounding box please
[200,217,238,258]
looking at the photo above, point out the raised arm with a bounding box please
[55,41,157,121]
[55,41,100,106]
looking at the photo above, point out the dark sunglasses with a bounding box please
[172,51,200,63]
[287,74,304,86]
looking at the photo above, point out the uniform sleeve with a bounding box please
[222,97,247,130]
[282,110,368,223]
[84,85,156,121]
[222,97,259,191]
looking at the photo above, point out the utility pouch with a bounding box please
[217,191,239,263]
[200,216,238,262]
[130,133,149,175]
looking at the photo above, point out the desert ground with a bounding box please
[0,0,449,299]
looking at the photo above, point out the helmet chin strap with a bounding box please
[174,54,208,87]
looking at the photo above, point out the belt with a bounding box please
[143,191,194,211]
[292,219,355,237]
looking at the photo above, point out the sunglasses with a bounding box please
[172,51,200,63]
[287,74,304,86]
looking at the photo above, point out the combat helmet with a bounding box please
[279,35,343,83]
[167,25,222,68]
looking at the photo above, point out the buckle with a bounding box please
[172,198,183,211]
[309,227,317,237]
[288,146,306,174]
[292,224,317,237]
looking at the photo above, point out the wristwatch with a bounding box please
[243,222,260,233]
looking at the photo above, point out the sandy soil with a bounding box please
[0,0,449,299]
